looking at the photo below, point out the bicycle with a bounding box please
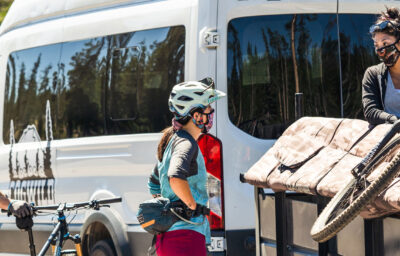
[2,197,122,256]
[311,120,400,242]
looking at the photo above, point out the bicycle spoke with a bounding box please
[327,185,354,223]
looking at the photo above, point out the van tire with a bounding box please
[90,240,116,256]
[311,150,400,243]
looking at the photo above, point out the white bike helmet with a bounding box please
[168,78,226,118]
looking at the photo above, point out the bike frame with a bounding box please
[352,121,400,178]
[36,204,82,256]
[3,197,121,256]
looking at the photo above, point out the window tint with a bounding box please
[58,37,108,138]
[4,44,61,143]
[339,14,379,119]
[107,28,185,135]
[228,15,341,139]
[3,26,185,143]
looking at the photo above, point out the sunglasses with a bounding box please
[202,108,214,118]
[375,39,400,55]
[369,20,399,34]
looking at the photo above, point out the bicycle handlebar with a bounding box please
[34,197,122,211]
[1,197,122,213]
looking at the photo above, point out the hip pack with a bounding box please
[137,197,210,235]
[137,197,177,235]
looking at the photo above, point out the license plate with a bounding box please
[208,237,225,252]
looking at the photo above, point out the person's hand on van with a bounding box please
[8,200,33,218]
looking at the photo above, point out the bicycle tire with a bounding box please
[311,138,400,242]
[361,136,400,177]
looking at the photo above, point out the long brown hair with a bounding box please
[157,107,204,161]
[157,126,175,161]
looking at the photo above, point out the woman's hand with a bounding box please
[169,177,196,210]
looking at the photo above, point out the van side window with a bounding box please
[59,37,107,138]
[227,14,377,139]
[106,28,185,135]
[3,44,62,143]
[3,26,185,143]
[339,14,378,119]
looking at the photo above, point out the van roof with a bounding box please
[0,0,151,36]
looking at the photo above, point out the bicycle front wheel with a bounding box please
[311,139,400,242]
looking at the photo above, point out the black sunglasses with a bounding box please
[370,20,399,34]
[202,108,214,117]
[375,39,400,55]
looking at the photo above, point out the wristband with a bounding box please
[387,114,395,123]
[7,202,12,216]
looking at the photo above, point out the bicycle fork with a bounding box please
[50,234,82,256]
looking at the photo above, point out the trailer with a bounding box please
[242,117,400,256]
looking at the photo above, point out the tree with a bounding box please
[0,0,14,25]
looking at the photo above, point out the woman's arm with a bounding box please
[169,177,196,210]
[362,67,397,124]
[0,191,33,217]
[148,164,161,197]
[0,191,10,210]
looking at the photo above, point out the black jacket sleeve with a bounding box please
[362,66,395,125]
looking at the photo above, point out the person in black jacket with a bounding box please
[363,7,400,125]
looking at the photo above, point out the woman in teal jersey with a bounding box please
[148,78,225,256]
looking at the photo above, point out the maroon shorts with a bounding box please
[156,229,207,256]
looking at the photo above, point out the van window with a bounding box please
[227,14,377,139]
[106,28,185,135]
[339,14,378,119]
[3,44,62,143]
[3,26,185,143]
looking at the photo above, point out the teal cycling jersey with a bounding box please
[148,130,210,243]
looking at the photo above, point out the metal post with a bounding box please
[364,218,384,256]
[295,93,304,120]
[254,187,261,256]
[275,192,289,256]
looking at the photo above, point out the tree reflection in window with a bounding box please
[339,14,378,119]
[228,14,353,139]
[4,44,61,143]
[107,27,185,135]
[3,26,185,142]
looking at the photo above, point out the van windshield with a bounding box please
[227,14,377,139]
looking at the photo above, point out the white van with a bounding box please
[0,0,393,255]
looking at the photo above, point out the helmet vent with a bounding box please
[194,91,204,96]
[177,96,193,101]
[171,92,176,98]
[176,105,185,110]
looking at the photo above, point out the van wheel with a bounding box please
[90,240,116,256]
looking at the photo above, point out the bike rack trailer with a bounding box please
[252,187,400,256]
[250,93,400,256]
